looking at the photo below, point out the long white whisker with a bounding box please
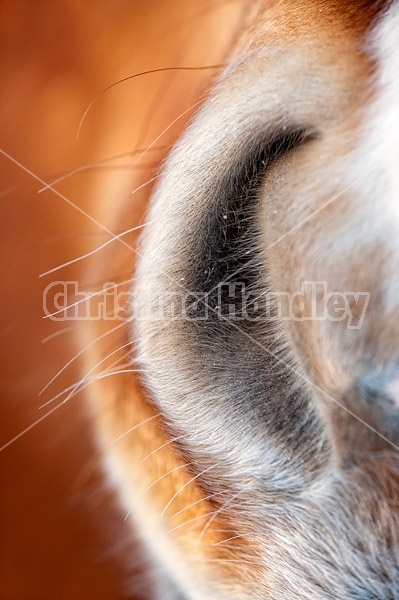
[39,380,86,409]
[139,434,187,465]
[121,99,203,175]
[96,368,145,380]
[130,173,160,196]
[142,462,191,495]
[195,488,245,548]
[41,325,77,343]
[39,312,128,394]
[212,533,248,547]
[166,509,218,535]
[39,352,133,410]
[42,275,136,320]
[0,401,69,453]
[160,464,216,518]
[0,360,141,453]
[111,414,160,445]
[60,339,136,406]
[169,489,226,520]
[37,145,168,192]
[0,149,142,259]
[40,221,152,277]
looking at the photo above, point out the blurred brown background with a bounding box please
[0,1,237,598]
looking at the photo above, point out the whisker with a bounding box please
[160,464,216,518]
[121,98,205,177]
[58,365,142,405]
[76,65,225,141]
[42,275,135,319]
[39,380,86,409]
[142,462,191,495]
[166,509,219,535]
[169,489,226,520]
[96,368,146,380]
[123,510,132,522]
[39,351,133,410]
[40,221,152,277]
[37,144,169,192]
[39,311,128,394]
[0,399,72,453]
[41,325,77,343]
[212,533,248,547]
[111,414,160,445]
[139,434,187,465]
[59,338,137,406]
[195,488,246,548]
[130,173,160,196]
[193,558,260,566]
[0,149,143,259]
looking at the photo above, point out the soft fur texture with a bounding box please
[4,1,395,597]
[126,1,399,598]
[18,1,394,598]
